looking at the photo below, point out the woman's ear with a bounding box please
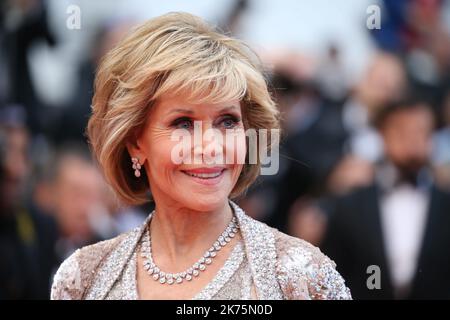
[126,138,146,164]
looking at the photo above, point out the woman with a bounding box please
[51,12,351,300]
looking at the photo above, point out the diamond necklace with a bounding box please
[140,213,239,285]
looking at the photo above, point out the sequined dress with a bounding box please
[51,201,352,300]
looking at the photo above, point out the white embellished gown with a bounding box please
[50,201,352,300]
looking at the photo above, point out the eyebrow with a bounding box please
[167,105,239,116]
[167,108,195,115]
[219,105,239,113]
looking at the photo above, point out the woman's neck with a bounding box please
[149,200,233,264]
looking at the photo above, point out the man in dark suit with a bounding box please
[0,108,59,299]
[321,99,450,299]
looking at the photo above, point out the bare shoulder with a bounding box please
[270,228,352,300]
[50,232,128,300]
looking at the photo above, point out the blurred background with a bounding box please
[1,0,450,300]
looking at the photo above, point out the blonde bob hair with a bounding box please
[87,12,280,205]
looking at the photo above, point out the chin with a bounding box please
[173,168,238,212]
[180,190,231,212]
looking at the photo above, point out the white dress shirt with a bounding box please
[380,183,429,296]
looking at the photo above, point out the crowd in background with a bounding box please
[1,0,450,299]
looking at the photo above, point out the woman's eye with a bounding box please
[171,118,193,130]
[220,116,240,129]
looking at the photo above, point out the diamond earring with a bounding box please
[131,157,141,177]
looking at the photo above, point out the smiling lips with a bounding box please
[181,167,226,184]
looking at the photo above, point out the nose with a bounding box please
[192,121,224,164]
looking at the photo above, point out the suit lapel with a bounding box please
[410,187,439,298]
[364,185,395,297]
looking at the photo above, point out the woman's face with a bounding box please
[131,96,246,212]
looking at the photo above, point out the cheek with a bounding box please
[144,129,180,176]
[223,130,247,166]
[224,131,246,182]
